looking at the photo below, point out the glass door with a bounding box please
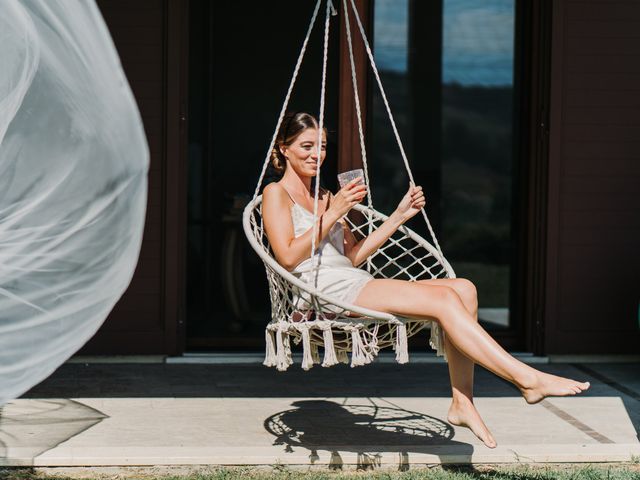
[187,0,340,350]
[369,0,521,335]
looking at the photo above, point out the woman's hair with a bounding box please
[271,112,326,173]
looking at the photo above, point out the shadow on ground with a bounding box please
[264,399,471,470]
[0,399,107,465]
[18,362,640,445]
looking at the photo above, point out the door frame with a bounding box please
[168,0,190,355]
[514,0,552,355]
[172,0,551,355]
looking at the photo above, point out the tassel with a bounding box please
[395,323,409,364]
[337,349,349,364]
[283,329,294,367]
[429,321,448,362]
[350,328,367,368]
[301,326,314,371]
[275,328,288,371]
[311,341,321,365]
[352,329,375,367]
[263,328,276,367]
[360,336,376,366]
[369,332,380,358]
[321,326,339,367]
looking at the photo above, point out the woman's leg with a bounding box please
[352,279,590,403]
[418,278,477,403]
[417,278,496,448]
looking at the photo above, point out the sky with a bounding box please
[373,0,515,86]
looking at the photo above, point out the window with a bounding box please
[370,0,518,330]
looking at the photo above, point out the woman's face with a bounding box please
[281,127,327,177]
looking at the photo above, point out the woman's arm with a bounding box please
[262,180,366,271]
[262,183,341,271]
[342,184,426,267]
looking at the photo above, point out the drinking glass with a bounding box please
[337,168,365,188]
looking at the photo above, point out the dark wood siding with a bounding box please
[546,1,640,353]
[77,0,187,354]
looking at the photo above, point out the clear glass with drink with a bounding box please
[337,168,365,189]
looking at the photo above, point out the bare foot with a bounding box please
[447,398,497,449]
[519,370,591,404]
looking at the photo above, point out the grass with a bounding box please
[2,463,640,480]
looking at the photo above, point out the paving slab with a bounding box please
[1,361,638,467]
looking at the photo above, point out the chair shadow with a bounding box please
[0,399,107,465]
[263,399,474,469]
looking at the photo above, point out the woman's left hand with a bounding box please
[394,183,426,223]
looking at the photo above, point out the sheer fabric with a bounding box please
[0,1,149,406]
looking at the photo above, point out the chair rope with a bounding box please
[342,0,372,211]
[342,0,375,272]
[310,0,336,277]
[346,0,444,261]
[251,0,323,203]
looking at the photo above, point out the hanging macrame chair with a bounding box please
[243,0,456,371]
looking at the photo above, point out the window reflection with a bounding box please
[372,0,516,329]
[369,0,411,216]
[443,1,514,86]
[374,0,409,73]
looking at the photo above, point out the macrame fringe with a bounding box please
[429,321,448,362]
[275,327,293,371]
[311,342,321,365]
[349,328,374,368]
[301,326,314,371]
[263,329,277,367]
[284,330,293,367]
[395,322,409,364]
[367,325,381,357]
[267,321,441,370]
[337,349,350,364]
[321,326,339,367]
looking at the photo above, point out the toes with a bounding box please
[574,381,589,392]
[484,436,497,448]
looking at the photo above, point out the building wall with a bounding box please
[78,0,180,354]
[546,1,640,353]
[77,0,639,356]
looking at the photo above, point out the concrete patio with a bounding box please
[1,353,639,467]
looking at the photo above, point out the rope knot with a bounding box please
[328,0,337,16]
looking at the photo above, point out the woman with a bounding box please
[261,112,590,449]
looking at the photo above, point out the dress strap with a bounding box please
[279,184,298,206]
[279,183,328,212]
[280,184,306,210]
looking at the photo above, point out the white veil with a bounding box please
[0,1,149,406]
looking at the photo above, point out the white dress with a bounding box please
[285,192,375,313]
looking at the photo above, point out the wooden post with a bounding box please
[338,0,370,172]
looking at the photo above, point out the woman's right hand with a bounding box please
[329,177,368,218]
